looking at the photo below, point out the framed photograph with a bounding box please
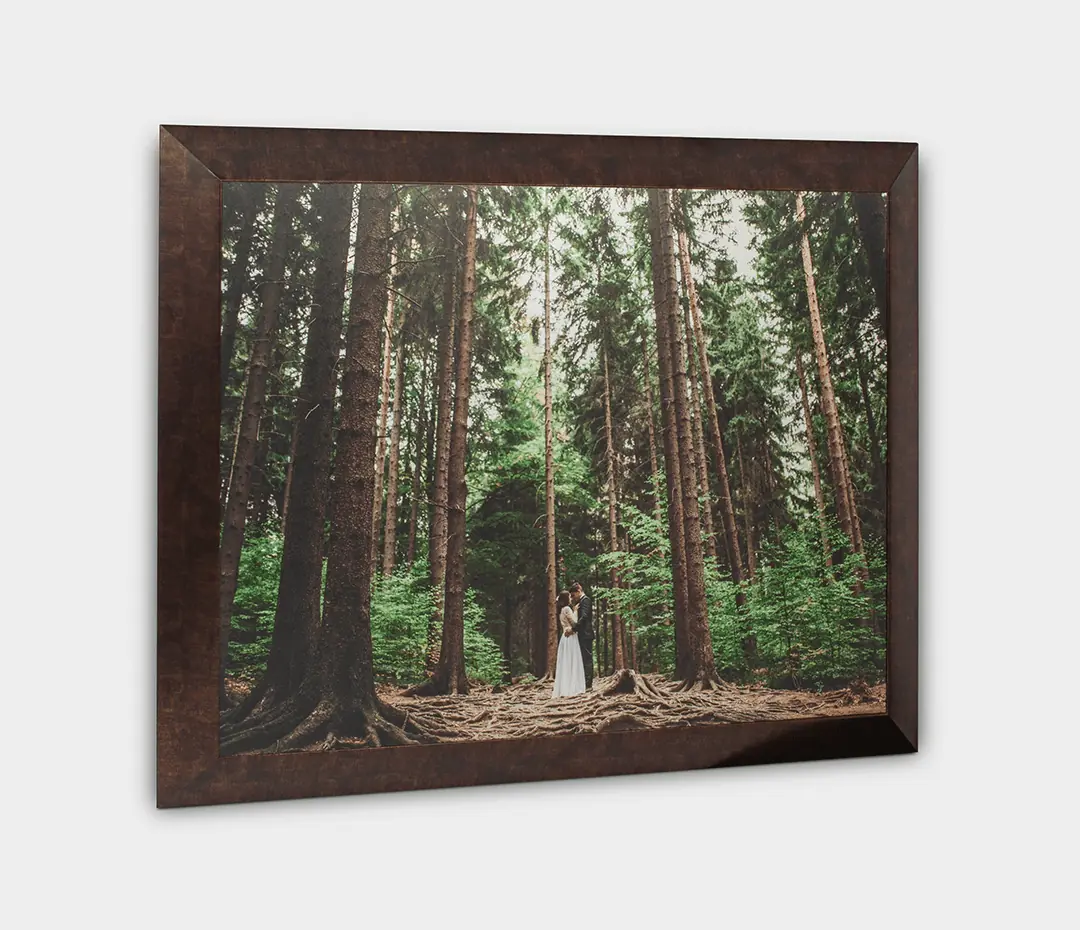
[158,125,917,808]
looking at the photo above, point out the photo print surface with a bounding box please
[217,182,888,754]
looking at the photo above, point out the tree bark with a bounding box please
[680,220,745,597]
[795,192,862,561]
[218,183,300,705]
[220,184,434,754]
[641,332,663,523]
[427,196,459,671]
[381,333,406,575]
[737,435,757,580]
[429,185,479,695]
[602,345,626,670]
[796,350,833,567]
[677,229,718,563]
[646,190,690,678]
[652,189,718,688]
[371,244,397,572]
[239,182,352,717]
[543,209,559,678]
[220,184,266,417]
[406,348,429,566]
[856,351,886,510]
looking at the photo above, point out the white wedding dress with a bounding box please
[552,605,586,697]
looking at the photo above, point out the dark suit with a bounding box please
[572,594,595,688]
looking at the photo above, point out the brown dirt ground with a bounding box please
[226,674,884,749]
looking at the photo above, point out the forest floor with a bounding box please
[225,674,885,749]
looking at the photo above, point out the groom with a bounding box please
[568,582,594,689]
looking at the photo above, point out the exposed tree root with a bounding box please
[669,671,728,693]
[401,677,439,697]
[221,675,885,754]
[221,691,462,754]
[270,699,336,752]
[603,669,669,698]
[219,694,317,754]
[220,676,287,727]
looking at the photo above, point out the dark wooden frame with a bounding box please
[158,125,917,808]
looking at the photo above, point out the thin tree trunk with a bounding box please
[431,185,479,695]
[600,595,608,676]
[371,244,397,572]
[220,184,266,417]
[543,209,558,678]
[677,231,718,563]
[218,184,300,705]
[406,348,429,566]
[737,435,757,580]
[602,345,626,670]
[653,189,718,688]
[680,220,745,598]
[381,334,406,575]
[646,190,690,678]
[840,430,865,558]
[857,352,886,507]
[641,332,663,523]
[795,192,862,561]
[427,198,458,670]
[796,350,833,567]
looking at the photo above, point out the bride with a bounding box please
[552,591,586,697]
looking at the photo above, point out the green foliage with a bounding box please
[369,568,432,683]
[462,589,509,685]
[369,566,507,686]
[597,504,885,689]
[708,518,885,689]
[228,544,506,686]
[222,182,889,699]
[228,533,283,678]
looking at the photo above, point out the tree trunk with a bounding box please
[381,333,406,575]
[220,184,266,417]
[795,192,862,561]
[371,244,397,572]
[280,411,301,531]
[646,190,690,678]
[602,345,626,670]
[543,210,559,678]
[226,182,354,723]
[856,351,886,510]
[218,183,300,705]
[599,595,608,676]
[840,429,865,559]
[852,192,888,338]
[220,184,436,754]
[796,350,833,567]
[406,349,429,566]
[677,229,718,563]
[641,332,663,523]
[680,220,745,598]
[429,185,479,696]
[427,197,459,671]
[652,189,718,689]
[737,435,757,580]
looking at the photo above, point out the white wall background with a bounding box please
[3,2,1075,926]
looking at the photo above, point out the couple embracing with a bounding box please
[552,582,594,698]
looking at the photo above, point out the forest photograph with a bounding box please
[217,180,889,754]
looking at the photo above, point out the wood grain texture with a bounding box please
[157,125,918,808]
[163,125,914,191]
[886,149,919,749]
